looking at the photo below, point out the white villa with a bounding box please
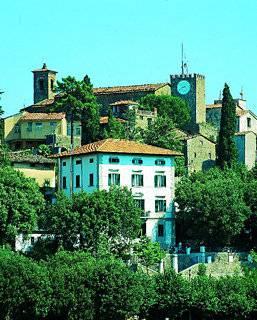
[53,138,182,248]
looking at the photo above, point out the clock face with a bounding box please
[177,80,191,95]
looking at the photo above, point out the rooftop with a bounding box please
[21,112,66,121]
[206,104,249,116]
[52,138,182,158]
[93,83,170,95]
[100,116,126,124]
[10,152,55,164]
[110,100,139,106]
[32,63,57,74]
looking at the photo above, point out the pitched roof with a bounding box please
[235,131,257,136]
[9,152,55,164]
[52,139,182,158]
[100,116,126,124]
[110,100,139,106]
[32,63,57,74]
[93,83,170,95]
[206,104,249,117]
[21,112,65,121]
[206,103,222,109]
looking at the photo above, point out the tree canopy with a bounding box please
[175,167,251,246]
[53,75,101,146]
[0,166,45,246]
[42,187,142,254]
[140,94,191,128]
[216,83,237,169]
[140,115,182,151]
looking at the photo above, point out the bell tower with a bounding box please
[32,63,57,104]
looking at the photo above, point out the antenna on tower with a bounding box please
[181,43,188,75]
[181,43,184,75]
[240,87,244,100]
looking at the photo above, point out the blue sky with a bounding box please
[1,0,257,116]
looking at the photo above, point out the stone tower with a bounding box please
[170,73,206,133]
[32,63,57,104]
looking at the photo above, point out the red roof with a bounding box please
[52,139,182,158]
[21,112,65,121]
[93,83,170,95]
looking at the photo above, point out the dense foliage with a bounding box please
[53,75,101,146]
[42,187,142,254]
[140,94,191,129]
[216,83,237,169]
[2,248,257,320]
[0,166,45,246]
[175,167,251,246]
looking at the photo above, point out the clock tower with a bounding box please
[170,73,206,133]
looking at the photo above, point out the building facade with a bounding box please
[54,139,181,248]
[9,152,56,188]
[234,131,256,169]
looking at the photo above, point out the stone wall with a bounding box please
[185,135,216,174]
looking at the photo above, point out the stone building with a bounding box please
[110,100,158,129]
[32,63,57,104]
[3,112,81,150]
[174,129,216,174]
[206,98,257,134]
[170,73,206,133]
[93,83,171,115]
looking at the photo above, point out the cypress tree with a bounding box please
[216,83,237,169]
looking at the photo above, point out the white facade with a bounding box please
[59,152,176,248]
[237,110,257,134]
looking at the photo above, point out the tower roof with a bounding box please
[32,63,57,74]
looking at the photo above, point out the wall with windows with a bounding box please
[185,135,216,174]
[20,119,65,140]
[59,152,176,248]
[238,111,257,133]
[98,153,175,248]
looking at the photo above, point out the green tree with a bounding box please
[54,75,101,147]
[47,250,95,320]
[38,144,51,157]
[102,108,125,139]
[140,94,190,128]
[0,143,10,167]
[0,249,51,320]
[175,168,251,246]
[92,256,146,320]
[217,83,237,169]
[43,187,141,254]
[141,115,182,151]
[133,236,165,272]
[150,269,191,319]
[0,166,45,246]
[140,115,185,176]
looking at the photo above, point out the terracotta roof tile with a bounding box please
[110,100,139,106]
[10,152,55,164]
[21,112,65,121]
[206,103,222,109]
[100,116,126,124]
[93,83,169,95]
[52,139,182,158]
